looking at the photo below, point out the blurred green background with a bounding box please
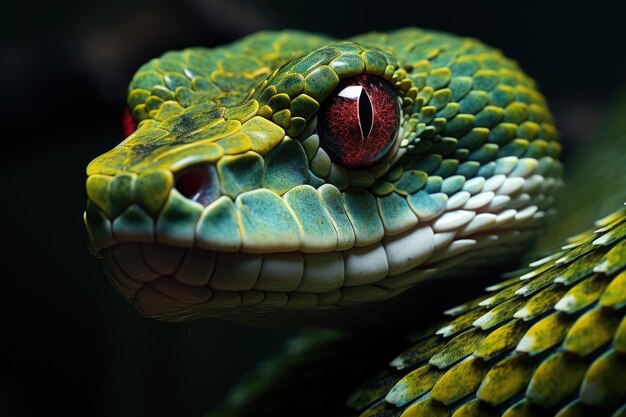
[2,0,625,416]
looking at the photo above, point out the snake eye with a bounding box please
[317,75,400,169]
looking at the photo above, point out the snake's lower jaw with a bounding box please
[85,159,564,324]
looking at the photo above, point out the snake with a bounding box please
[83,28,626,416]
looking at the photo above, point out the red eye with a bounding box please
[317,75,400,169]
[122,106,137,138]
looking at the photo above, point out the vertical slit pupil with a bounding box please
[358,88,373,139]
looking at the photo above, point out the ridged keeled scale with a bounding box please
[347,205,626,416]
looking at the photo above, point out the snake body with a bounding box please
[84,28,625,415]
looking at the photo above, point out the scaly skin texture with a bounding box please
[83,27,626,417]
[206,91,626,416]
[347,206,626,416]
[205,205,626,417]
[84,29,564,327]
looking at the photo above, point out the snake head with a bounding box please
[84,29,563,324]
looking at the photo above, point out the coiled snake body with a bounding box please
[84,28,626,416]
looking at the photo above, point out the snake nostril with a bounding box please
[177,168,204,198]
[175,165,220,207]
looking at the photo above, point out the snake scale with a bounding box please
[83,28,626,416]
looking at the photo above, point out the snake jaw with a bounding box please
[85,30,566,324]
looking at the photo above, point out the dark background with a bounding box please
[3,1,625,416]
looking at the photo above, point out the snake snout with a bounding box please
[85,168,180,252]
[84,162,234,255]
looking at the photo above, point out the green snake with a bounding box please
[83,28,626,415]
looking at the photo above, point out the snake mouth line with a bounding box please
[103,222,541,324]
[85,153,562,253]
[87,157,563,323]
